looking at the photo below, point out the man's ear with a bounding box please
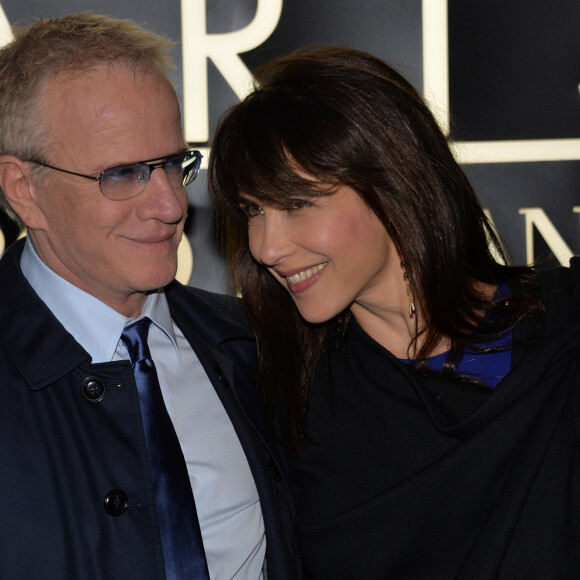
[0,155,48,229]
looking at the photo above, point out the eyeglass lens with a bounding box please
[100,151,200,200]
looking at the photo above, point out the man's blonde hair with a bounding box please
[0,12,176,221]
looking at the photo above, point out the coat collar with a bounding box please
[164,280,254,347]
[0,238,91,390]
[0,238,254,391]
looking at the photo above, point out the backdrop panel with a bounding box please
[0,0,577,293]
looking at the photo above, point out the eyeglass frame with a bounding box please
[25,149,203,201]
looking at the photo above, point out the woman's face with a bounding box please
[240,183,404,324]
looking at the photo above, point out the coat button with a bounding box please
[104,489,128,516]
[81,377,106,402]
[213,366,229,387]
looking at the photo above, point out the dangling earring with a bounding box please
[399,250,416,319]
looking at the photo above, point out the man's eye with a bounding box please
[105,164,143,183]
[240,202,263,217]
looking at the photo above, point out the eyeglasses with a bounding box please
[28,149,203,201]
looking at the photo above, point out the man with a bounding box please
[0,13,299,579]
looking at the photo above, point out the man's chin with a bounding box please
[138,268,179,293]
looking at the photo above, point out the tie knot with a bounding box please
[121,317,153,364]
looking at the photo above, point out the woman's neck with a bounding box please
[350,280,497,359]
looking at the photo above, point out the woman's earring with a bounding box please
[399,251,416,319]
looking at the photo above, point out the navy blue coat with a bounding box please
[0,238,300,579]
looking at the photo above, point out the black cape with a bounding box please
[292,259,580,579]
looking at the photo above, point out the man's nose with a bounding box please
[139,167,186,223]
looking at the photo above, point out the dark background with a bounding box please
[1,0,578,293]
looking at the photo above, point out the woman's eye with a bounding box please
[240,202,263,217]
[290,199,310,210]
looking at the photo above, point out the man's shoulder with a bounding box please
[165,281,253,343]
[170,282,239,311]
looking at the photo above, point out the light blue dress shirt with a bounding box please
[20,238,265,579]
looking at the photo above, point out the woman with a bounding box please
[209,47,580,579]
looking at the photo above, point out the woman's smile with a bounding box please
[278,263,328,293]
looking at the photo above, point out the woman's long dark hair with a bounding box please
[209,46,541,454]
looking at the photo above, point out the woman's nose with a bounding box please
[249,210,294,267]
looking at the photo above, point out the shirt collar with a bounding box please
[128,291,182,365]
[20,237,179,363]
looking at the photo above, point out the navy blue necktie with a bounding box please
[121,317,210,580]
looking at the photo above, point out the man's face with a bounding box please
[28,66,188,316]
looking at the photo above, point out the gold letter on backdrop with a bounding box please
[181,0,283,144]
[519,207,575,266]
[0,4,12,46]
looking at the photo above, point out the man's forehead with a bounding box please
[41,67,179,127]
[36,66,183,167]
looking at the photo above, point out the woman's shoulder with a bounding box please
[537,257,580,332]
[538,257,580,304]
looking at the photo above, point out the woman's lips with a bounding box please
[277,263,328,293]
